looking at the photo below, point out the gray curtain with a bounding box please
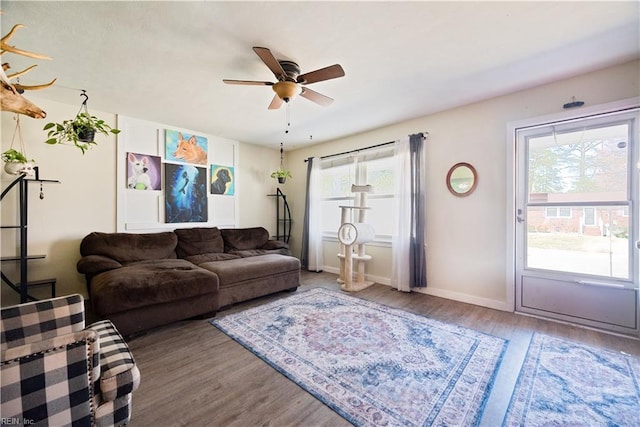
[300,157,314,269]
[409,133,427,287]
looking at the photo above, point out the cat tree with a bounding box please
[337,184,375,292]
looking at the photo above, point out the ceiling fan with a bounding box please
[223,47,345,110]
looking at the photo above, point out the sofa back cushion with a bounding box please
[221,227,269,251]
[174,227,225,258]
[80,232,177,263]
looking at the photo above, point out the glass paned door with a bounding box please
[526,205,629,278]
[515,109,639,335]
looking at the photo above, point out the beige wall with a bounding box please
[1,97,279,305]
[286,60,640,310]
[1,97,117,305]
[237,142,281,236]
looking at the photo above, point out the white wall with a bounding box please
[1,97,279,305]
[115,116,241,231]
[287,59,640,311]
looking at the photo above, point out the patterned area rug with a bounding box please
[503,333,640,426]
[211,288,507,426]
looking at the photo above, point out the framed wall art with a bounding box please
[210,164,235,195]
[126,152,162,190]
[165,129,208,165]
[164,163,208,223]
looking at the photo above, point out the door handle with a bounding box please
[516,208,524,223]
[576,280,638,290]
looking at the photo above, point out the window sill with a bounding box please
[322,234,392,248]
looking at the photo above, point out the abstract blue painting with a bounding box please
[164,163,208,223]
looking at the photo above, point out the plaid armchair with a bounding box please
[1,294,141,426]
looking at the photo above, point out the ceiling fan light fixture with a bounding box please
[272,81,302,102]
[223,47,343,109]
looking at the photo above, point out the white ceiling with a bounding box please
[2,1,639,150]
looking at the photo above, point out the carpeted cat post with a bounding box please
[337,184,375,291]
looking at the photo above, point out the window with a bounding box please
[545,207,572,218]
[523,110,636,279]
[583,207,596,226]
[319,146,395,241]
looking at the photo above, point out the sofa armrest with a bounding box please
[260,240,289,250]
[77,255,123,276]
[257,240,291,256]
[1,329,99,424]
[88,320,140,402]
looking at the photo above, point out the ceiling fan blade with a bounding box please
[297,64,345,85]
[300,87,334,107]
[223,79,273,86]
[253,47,286,80]
[268,94,284,110]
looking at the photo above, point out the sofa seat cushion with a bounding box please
[184,253,240,264]
[199,254,300,288]
[90,259,218,316]
[229,248,290,257]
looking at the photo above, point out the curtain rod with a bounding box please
[304,132,427,162]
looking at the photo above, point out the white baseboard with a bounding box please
[322,266,392,286]
[320,266,510,312]
[413,286,512,312]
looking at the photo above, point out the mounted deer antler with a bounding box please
[1,23,56,119]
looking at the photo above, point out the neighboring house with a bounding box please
[529,192,629,237]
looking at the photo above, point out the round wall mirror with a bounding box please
[446,162,477,197]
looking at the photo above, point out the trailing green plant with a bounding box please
[1,148,32,163]
[43,112,121,154]
[270,169,292,179]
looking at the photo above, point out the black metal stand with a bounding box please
[1,167,59,303]
[267,188,292,243]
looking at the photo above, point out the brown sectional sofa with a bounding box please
[77,227,300,336]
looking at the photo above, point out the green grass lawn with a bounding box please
[527,233,628,253]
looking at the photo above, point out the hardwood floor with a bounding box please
[126,271,639,427]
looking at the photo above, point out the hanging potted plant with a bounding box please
[271,143,291,184]
[42,91,120,154]
[3,115,36,176]
[43,112,120,154]
[2,148,35,176]
[270,169,292,184]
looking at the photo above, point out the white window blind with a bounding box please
[319,146,395,241]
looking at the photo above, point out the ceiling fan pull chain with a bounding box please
[285,103,291,134]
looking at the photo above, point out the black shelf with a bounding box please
[2,254,46,262]
[267,188,292,243]
[0,272,56,301]
[1,168,60,303]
